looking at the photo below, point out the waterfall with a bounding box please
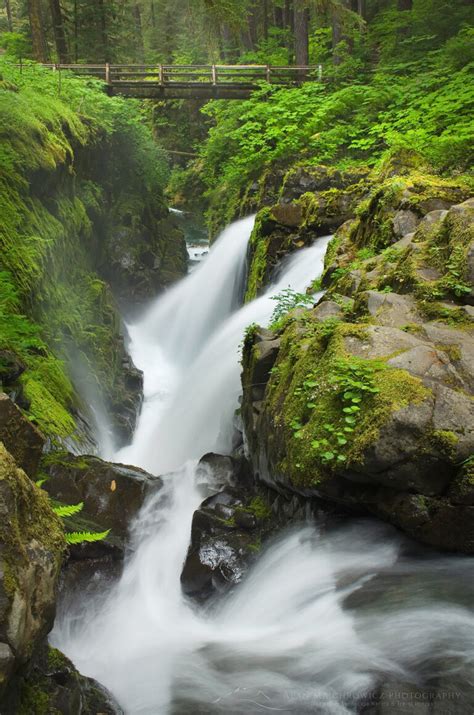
[53,216,474,715]
[119,228,331,474]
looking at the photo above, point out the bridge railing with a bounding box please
[39,63,323,86]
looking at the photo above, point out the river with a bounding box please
[52,216,474,714]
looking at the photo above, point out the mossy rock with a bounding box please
[3,644,122,714]
[241,309,474,553]
[0,443,65,696]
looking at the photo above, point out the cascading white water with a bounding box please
[54,216,474,715]
[120,228,331,473]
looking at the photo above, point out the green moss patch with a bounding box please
[263,317,430,487]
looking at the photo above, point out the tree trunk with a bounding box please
[263,0,269,41]
[28,0,47,62]
[397,0,413,9]
[294,0,309,68]
[97,0,109,62]
[4,0,13,32]
[150,0,156,28]
[357,0,366,18]
[49,0,69,62]
[73,0,78,62]
[274,4,284,28]
[132,3,145,62]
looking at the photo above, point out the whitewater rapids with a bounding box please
[53,216,474,714]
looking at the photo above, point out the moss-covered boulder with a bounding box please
[2,644,123,714]
[0,393,45,479]
[241,309,474,552]
[0,443,65,697]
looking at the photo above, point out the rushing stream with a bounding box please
[53,216,474,714]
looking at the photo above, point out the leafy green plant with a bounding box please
[64,530,111,545]
[269,287,313,327]
[291,356,383,466]
[52,502,84,518]
[47,497,110,545]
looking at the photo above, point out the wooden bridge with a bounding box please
[42,63,323,99]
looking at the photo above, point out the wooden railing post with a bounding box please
[266,65,271,83]
[318,64,323,82]
[159,64,163,85]
[211,64,217,86]
[105,62,111,85]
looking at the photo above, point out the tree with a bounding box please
[49,0,69,62]
[294,0,309,67]
[4,0,13,31]
[27,0,47,61]
[397,0,413,9]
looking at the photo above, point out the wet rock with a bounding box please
[421,323,474,391]
[42,452,161,560]
[0,392,45,479]
[102,212,188,315]
[387,345,465,389]
[343,325,426,360]
[250,330,281,394]
[2,644,123,714]
[181,457,282,601]
[0,443,65,697]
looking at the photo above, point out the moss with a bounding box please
[47,647,70,672]
[238,496,272,520]
[0,442,65,595]
[17,680,55,715]
[417,300,471,325]
[245,239,268,303]
[248,538,262,553]
[260,316,430,487]
[244,209,272,302]
[430,430,459,459]
[437,343,462,362]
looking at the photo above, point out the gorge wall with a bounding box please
[0,63,187,450]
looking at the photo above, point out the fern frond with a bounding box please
[65,529,110,545]
[36,478,47,488]
[53,502,84,518]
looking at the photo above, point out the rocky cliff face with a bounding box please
[1,77,188,449]
[241,158,474,553]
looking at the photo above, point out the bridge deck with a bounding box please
[40,63,323,99]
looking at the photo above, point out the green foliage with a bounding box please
[190,13,474,232]
[294,355,382,465]
[52,502,84,518]
[0,58,169,438]
[50,499,110,544]
[65,530,110,545]
[269,287,314,327]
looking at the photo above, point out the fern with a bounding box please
[52,501,84,518]
[65,529,110,545]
